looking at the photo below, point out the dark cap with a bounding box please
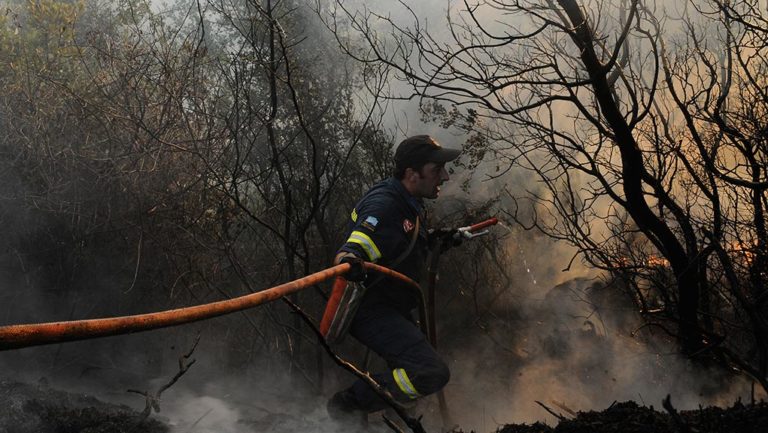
[394,135,461,167]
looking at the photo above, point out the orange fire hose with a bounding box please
[0,262,419,351]
[462,217,498,233]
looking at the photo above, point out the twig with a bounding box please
[281,298,427,433]
[128,335,201,420]
[123,230,143,294]
[125,389,155,419]
[158,335,200,397]
[188,407,214,431]
[383,414,409,433]
[535,400,566,421]
[662,394,692,433]
[551,399,577,417]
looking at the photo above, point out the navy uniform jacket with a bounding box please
[338,177,429,315]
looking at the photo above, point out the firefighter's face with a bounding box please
[414,162,449,199]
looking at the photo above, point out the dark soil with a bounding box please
[490,400,768,433]
[2,378,766,433]
[0,379,168,433]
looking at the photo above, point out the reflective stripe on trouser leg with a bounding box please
[392,368,421,399]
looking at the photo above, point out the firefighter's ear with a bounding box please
[404,167,421,182]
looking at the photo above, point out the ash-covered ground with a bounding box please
[0,379,167,433]
[487,399,768,433]
[2,376,766,433]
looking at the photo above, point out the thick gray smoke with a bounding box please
[423,150,758,431]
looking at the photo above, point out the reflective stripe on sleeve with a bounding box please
[347,231,382,262]
[392,368,420,399]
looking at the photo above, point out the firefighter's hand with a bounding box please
[429,228,463,252]
[339,256,367,282]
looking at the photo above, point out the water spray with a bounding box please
[498,221,538,287]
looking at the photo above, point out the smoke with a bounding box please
[158,383,342,433]
[431,264,761,430]
[418,137,757,430]
[107,358,399,433]
[163,394,243,433]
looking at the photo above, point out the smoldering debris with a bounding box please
[475,399,768,433]
[0,378,168,433]
[0,376,334,433]
[3,373,768,433]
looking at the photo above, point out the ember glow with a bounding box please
[728,241,758,265]
[646,255,670,268]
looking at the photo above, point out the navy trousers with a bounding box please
[345,305,450,412]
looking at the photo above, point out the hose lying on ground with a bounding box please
[0,262,419,351]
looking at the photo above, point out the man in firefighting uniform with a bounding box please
[327,135,461,422]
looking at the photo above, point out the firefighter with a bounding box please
[327,134,461,422]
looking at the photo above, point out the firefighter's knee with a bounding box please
[420,358,450,393]
[393,360,450,400]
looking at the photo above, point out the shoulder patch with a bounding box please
[361,215,379,231]
[402,218,415,233]
[364,216,378,227]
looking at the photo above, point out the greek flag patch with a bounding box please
[361,215,379,232]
